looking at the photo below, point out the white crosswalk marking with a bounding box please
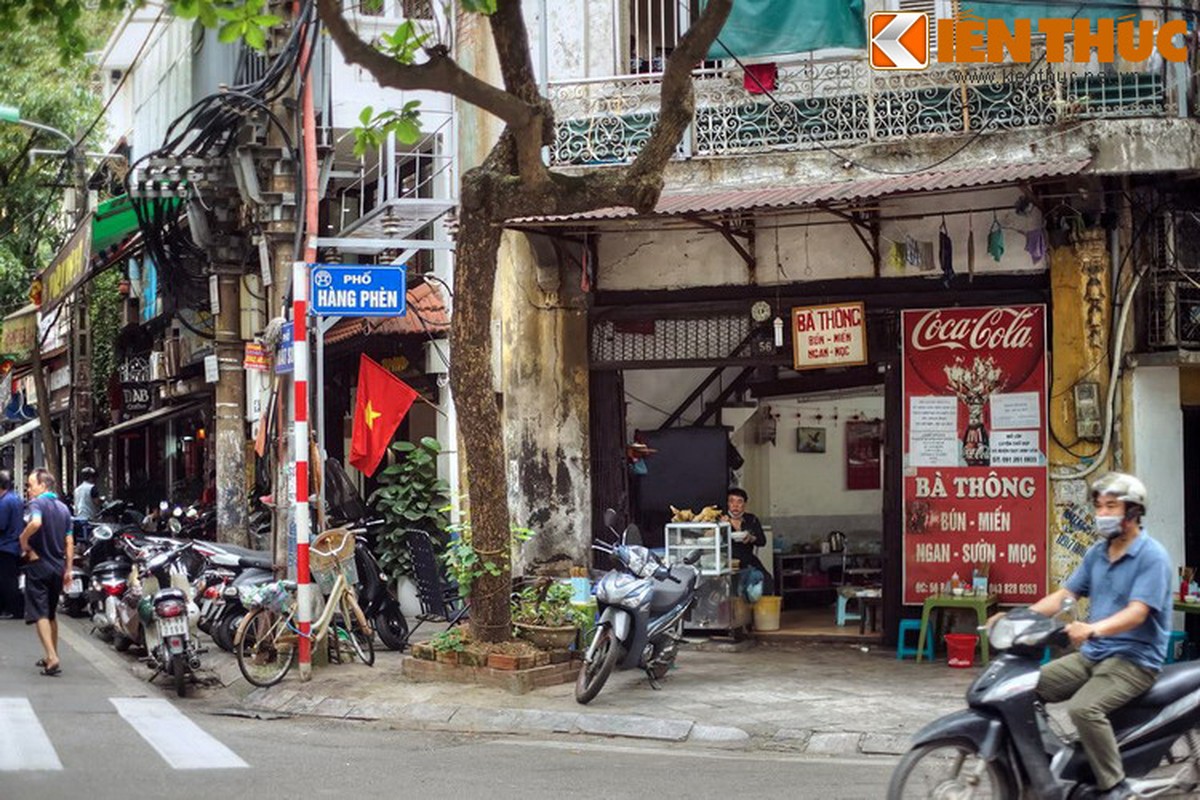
[0,697,63,771]
[110,698,248,770]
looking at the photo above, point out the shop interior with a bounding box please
[625,369,886,641]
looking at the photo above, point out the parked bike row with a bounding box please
[67,498,410,697]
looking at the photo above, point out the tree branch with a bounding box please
[488,0,553,188]
[316,0,537,131]
[622,0,732,210]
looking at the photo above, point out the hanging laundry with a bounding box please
[938,221,954,286]
[744,62,778,94]
[967,217,976,281]
[918,240,935,272]
[987,218,1005,262]
[905,236,921,268]
[1024,228,1047,264]
[887,240,905,272]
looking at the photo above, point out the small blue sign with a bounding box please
[309,264,407,317]
[275,321,293,374]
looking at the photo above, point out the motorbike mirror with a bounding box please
[92,524,114,542]
[1060,596,1077,618]
[624,523,641,546]
[159,500,169,512]
[173,506,183,517]
[168,518,182,535]
[603,508,618,529]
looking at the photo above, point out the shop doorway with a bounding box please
[744,386,886,640]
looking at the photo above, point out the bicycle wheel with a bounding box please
[235,608,298,688]
[339,594,375,667]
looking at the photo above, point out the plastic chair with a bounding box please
[897,618,934,660]
[836,593,862,627]
[1166,631,1188,664]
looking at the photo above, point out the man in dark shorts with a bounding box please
[18,468,74,676]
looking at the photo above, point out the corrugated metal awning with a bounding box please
[95,402,202,438]
[0,418,39,447]
[512,159,1092,225]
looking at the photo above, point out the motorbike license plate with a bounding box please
[159,617,188,637]
[68,579,83,595]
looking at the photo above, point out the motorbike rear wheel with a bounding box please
[113,633,133,653]
[171,654,187,698]
[374,605,409,651]
[887,739,1014,799]
[212,609,242,653]
[575,626,623,705]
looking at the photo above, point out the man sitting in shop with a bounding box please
[723,488,773,594]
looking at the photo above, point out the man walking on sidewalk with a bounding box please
[0,470,22,619]
[18,468,74,676]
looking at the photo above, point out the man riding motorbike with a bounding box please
[991,471,1172,800]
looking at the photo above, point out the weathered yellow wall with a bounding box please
[1048,230,1113,588]
[1180,367,1200,406]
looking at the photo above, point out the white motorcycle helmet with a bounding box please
[1090,472,1148,520]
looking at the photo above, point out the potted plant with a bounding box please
[369,437,451,585]
[429,628,467,665]
[512,580,587,650]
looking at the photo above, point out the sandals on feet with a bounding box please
[39,663,60,676]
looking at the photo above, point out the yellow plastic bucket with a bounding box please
[753,595,782,631]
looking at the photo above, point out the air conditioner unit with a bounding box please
[149,351,166,382]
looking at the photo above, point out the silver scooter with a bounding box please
[575,509,702,705]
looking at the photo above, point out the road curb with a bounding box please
[237,690,909,756]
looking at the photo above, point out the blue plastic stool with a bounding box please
[836,593,862,627]
[1166,631,1188,664]
[897,618,935,660]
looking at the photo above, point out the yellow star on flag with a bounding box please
[363,400,382,430]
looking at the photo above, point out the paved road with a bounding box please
[0,618,898,799]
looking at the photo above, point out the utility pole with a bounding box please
[213,264,248,545]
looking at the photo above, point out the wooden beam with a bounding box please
[682,213,757,277]
[749,365,884,398]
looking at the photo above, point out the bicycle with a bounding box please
[234,568,375,688]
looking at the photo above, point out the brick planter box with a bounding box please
[402,654,580,695]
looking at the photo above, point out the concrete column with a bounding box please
[1131,366,1186,571]
[214,270,248,545]
[498,232,591,575]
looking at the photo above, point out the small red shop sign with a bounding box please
[792,302,867,371]
[901,305,1048,605]
[243,342,270,372]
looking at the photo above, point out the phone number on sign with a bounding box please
[996,583,1039,595]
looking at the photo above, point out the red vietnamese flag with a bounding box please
[349,354,419,477]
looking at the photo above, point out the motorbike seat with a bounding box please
[155,587,187,603]
[649,566,696,614]
[92,559,130,575]
[210,543,270,560]
[1129,662,1200,708]
[238,556,274,571]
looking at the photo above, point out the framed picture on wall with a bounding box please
[796,426,826,453]
[846,420,882,490]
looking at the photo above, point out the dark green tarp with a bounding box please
[704,0,866,60]
[962,1,1137,24]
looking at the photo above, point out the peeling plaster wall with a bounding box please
[597,188,1045,291]
[524,0,619,83]
[497,232,592,574]
[1130,367,1186,575]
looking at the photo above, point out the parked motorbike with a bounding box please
[887,600,1200,799]
[88,524,134,644]
[575,509,702,705]
[191,542,275,653]
[349,520,409,651]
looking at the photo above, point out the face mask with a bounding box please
[1095,515,1124,540]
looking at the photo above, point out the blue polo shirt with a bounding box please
[1065,531,1173,672]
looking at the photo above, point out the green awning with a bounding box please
[91,195,180,253]
[962,1,1136,26]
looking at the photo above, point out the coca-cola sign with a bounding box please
[909,307,1038,352]
[901,305,1048,606]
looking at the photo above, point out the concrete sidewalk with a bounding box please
[227,640,980,755]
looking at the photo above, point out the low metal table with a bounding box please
[917,593,1000,665]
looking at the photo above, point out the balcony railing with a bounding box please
[549,52,1177,167]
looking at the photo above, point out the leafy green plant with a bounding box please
[442,514,534,600]
[369,437,450,581]
[512,581,587,629]
[428,627,466,654]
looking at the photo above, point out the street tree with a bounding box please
[8,0,733,642]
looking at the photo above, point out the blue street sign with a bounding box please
[309,264,407,317]
[275,321,293,374]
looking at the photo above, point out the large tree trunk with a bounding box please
[451,162,511,643]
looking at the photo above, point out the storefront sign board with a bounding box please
[244,342,270,372]
[0,306,36,361]
[38,222,92,314]
[792,302,867,370]
[901,305,1048,605]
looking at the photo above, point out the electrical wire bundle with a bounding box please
[124,0,318,323]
